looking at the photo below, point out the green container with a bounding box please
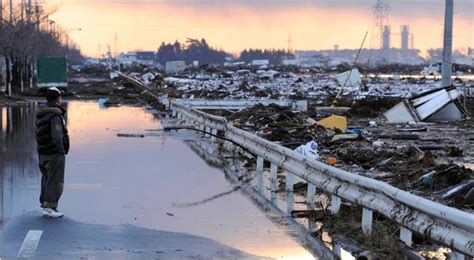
[37,57,68,88]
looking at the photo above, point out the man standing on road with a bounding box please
[35,87,70,218]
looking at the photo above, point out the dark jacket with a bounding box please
[36,104,70,155]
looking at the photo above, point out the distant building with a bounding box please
[251,59,269,66]
[469,47,474,57]
[85,58,101,65]
[117,51,157,67]
[135,51,156,66]
[282,59,298,66]
[117,52,137,66]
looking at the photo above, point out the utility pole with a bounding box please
[287,35,293,54]
[35,2,40,29]
[441,0,453,88]
[27,0,32,23]
[0,0,3,24]
[9,0,12,23]
[20,0,24,22]
[114,33,118,58]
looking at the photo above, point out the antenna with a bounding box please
[114,33,118,58]
[287,35,293,54]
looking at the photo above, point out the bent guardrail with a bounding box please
[170,99,474,258]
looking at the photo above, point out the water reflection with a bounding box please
[0,101,315,259]
[0,104,39,225]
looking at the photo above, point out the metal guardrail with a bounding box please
[176,99,309,112]
[170,100,474,258]
[117,71,474,258]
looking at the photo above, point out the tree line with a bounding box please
[156,39,295,66]
[0,2,81,95]
[156,38,228,66]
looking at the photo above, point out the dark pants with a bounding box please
[39,154,65,209]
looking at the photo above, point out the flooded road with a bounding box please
[0,101,315,259]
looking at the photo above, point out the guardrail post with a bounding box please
[450,251,467,260]
[270,163,278,204]
[307,183,316,210]
[211,129,217,142]
[256,157,264,195]
[205,127,211,137]
[331,195,341,215]
[362,208,373,235]
[286,172,295,214]
[198,125,205,136]
[400,227,412,246]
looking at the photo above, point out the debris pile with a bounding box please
[227,104,332,148]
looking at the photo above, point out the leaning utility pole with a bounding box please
[441,0,454,88]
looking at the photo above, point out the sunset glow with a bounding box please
[49,0,473,57]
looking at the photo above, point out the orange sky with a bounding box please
[48,0,473,57]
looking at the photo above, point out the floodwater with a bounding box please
[0,101,315,259]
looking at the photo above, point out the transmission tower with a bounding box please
[373,0,391,49]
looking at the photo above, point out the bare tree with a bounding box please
[0,1,82,96]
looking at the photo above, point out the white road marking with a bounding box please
[17,230,43,258]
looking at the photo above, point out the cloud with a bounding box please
[80,0,472,19]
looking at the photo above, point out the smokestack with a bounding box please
[442,0,454,88]
[382,25,391,49]
[401,25,409,50]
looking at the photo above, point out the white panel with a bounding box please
[384,102,417,123]
[335,69,361,88]
[412,90,444,107]
[416,90,451,120]
[427,102,463,121]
